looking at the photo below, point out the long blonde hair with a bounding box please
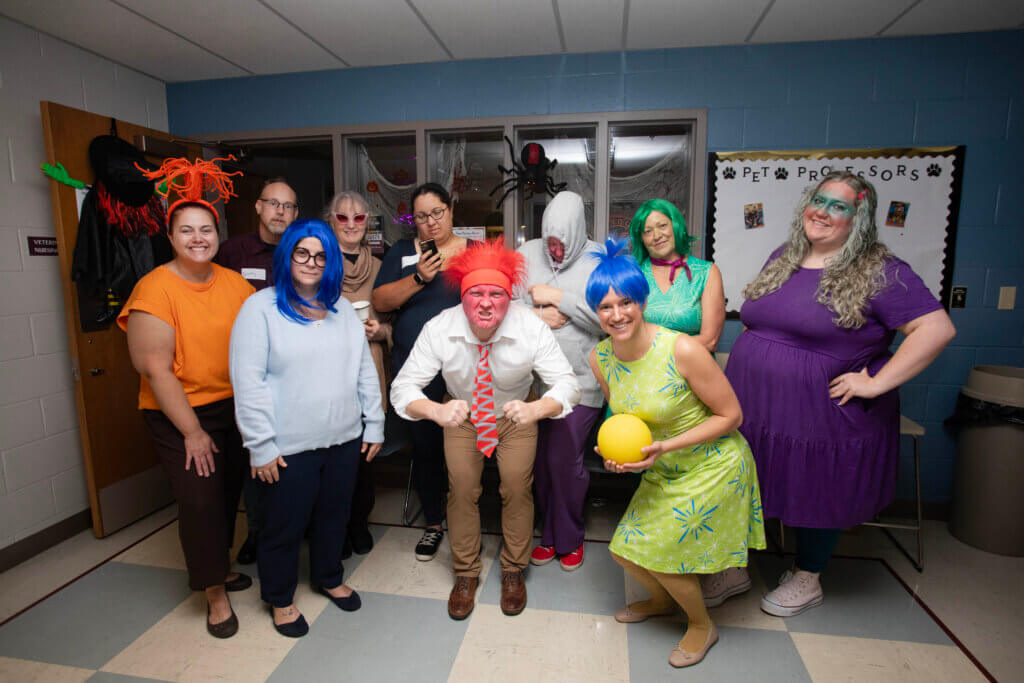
[742,171,892,328]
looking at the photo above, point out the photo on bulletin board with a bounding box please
[705,146,965,316]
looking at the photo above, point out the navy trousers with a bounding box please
[795,527,843,573]
[257,439,360,607]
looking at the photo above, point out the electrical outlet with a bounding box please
[997,286,1016,310]
[950,286,967,309]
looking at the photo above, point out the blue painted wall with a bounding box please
[169,31,1024,504]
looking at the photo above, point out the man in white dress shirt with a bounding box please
[391,240,581,620]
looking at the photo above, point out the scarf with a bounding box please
[650,256,691,284]
[342,245,373,293]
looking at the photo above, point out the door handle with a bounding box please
[90,368,105,376]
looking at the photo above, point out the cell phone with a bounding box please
[420,239,438,256]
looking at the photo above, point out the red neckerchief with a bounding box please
[650,256,691,284]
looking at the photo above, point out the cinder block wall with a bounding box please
[0,16,168,551]
[169,30,1024,505]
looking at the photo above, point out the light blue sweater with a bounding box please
[229,288,385,467]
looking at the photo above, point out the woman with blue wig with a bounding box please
[628,199,725,351]
[229,219,385,638]
[586,238,765,668]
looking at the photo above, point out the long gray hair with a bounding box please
[322,190,372,246]
[742,171,892,328]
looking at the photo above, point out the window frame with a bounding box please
[196,108,708,253]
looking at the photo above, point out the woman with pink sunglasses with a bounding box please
[324,190,392,556]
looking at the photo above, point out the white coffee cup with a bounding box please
[353,300,371,322]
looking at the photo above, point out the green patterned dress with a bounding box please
[597,327,766,574]
[641,256,711,336]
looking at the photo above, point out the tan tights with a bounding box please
[613,552,714,653]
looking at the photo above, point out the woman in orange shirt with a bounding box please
[118,160,255,639]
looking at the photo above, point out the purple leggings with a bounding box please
[534,405,601,554]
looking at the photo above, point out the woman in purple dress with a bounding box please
[724,171,955,617]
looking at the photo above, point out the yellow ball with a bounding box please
[597,414,652,464]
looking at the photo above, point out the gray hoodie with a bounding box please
[518,192,605,408]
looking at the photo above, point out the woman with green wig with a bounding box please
[628,199,725,352]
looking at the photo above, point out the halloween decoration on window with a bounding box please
[488,136,567,207]
[69,131,171,331]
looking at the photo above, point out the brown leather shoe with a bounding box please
[448,576,478,620]
[500,570,527,616]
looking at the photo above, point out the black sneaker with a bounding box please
[415,528,444,561]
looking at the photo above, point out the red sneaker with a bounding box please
[559,544,585,571]
[530,544,557,566]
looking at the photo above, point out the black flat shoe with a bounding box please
[236,535,257,565]
[272,611,309,638]
[318,586,361,612]
[350,527,374,555]
[207,605,238,639]
[224,572,253,592]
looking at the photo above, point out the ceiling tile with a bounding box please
[626,0,769,49]
[558,0,625,53]
[266,0,449,66]
[0,0,246,81]
[414,0,562,60]
[117,0,345,74]
[884,0,1024,36]
[751,0,911,43]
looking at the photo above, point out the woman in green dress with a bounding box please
[628,199,725,351]
[586,237,765,669]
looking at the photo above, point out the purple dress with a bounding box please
[725,254,942,528]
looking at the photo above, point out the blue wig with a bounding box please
[585,236,650,311]
[273,219,343,324]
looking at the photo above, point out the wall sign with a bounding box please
[27,236,58,255]
[706,146,964,315]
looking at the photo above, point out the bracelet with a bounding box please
[412,272,426,286]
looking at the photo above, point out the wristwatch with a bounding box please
[412,272,426,286]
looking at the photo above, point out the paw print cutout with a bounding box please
[774,168,788,180]
[723,167,736,179]
[926,163,941,177]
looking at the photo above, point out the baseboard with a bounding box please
[0,510,93,573]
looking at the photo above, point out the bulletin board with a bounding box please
[706,147,964,315]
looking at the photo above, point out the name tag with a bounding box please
[241,267,266,281]
[401,254,419,269]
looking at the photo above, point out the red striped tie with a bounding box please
[471,344,499,457]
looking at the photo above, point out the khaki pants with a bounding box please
[444,417,537,577]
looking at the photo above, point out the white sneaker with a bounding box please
[760,570,823,617]
[700,567,752,607]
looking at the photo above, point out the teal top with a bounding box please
[641,256,712,336]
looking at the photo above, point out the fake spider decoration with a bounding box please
[488,136,567,207]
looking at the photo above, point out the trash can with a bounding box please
[946,366,1024,556]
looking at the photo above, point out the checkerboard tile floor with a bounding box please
[0,503,993,682]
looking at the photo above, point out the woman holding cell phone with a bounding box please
[372,183,474,562]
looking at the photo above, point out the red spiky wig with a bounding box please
[136,156,242,227]
[444,238,526,297]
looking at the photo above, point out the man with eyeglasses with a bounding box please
[216,176,298,565]
[217,177,299,290]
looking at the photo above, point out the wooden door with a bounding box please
[224,172,266,239]
[40,101,201,537]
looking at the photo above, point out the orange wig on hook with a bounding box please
[444,238,526,297]
[136,155,242,226]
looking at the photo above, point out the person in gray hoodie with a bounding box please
[518,191,605,572]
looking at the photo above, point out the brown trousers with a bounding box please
[444,417,537,577]
[142,398,246,591]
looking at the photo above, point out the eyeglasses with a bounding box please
[810,194,855,218]
[335,213,367,224]
[292,247,327,268]
[413,206,447,224]
[259,198,299,212]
